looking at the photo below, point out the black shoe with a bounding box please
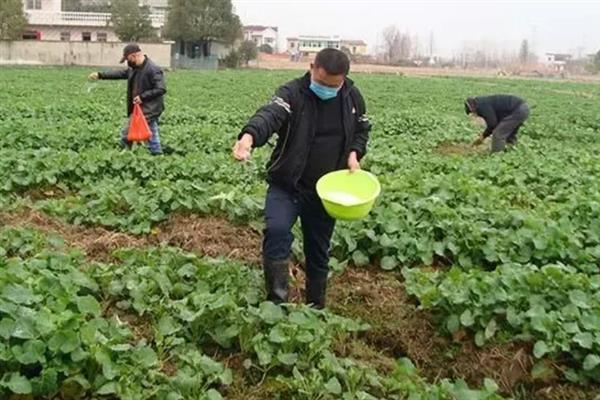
[306,274,328,309]
[162,145,184,156]
[162,145,176,155]
[119,140,132,150]
[264,258,290,304]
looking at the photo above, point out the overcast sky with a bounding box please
[232,0,600,58]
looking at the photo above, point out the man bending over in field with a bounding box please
[466,95,530,153]
[232,48,371,309]
[89,43,166,155]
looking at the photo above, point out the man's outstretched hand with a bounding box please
[233,133,253,161]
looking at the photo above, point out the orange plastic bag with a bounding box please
[127,103,151,142]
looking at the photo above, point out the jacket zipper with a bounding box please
[266,118,292,173]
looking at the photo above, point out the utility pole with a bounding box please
[429,30,434,57]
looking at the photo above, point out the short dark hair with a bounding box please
[465,97,477,114]
[314,48,350,75]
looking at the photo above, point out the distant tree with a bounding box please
[239,40,258,66]
[594,50,600,72]
[259,43,273,54]
[381,25,401,62]
[63,0,110,12]
[62,0,82,11]
[381,25,413,63]
[166,0,242,45]
[0,0,28,40]
[519,39,529,64]
[399,32,412,60]
[110,0,156,42]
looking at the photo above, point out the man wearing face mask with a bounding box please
[232,48,371,309]
[88,43,166,155]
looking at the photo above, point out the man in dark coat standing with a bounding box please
[232,48,371,309]
[89,43,166,155]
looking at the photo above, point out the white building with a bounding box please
[340,39,368,56]
[22,0,166,42]
[545,53,572,72]
[243,25,278,52]
[287,35,341,56]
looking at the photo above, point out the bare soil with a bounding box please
[0,209,261,264]
[433,140,489,156]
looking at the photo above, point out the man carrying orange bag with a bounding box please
[89,43,166,155]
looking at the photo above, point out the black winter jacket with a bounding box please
[99,56,166,120]
[240,73,372,192]
[472,95,525,137]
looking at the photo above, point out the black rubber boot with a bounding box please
[264,258,290,304]
[306,274,328,309]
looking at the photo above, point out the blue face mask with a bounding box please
[310,81,340,100]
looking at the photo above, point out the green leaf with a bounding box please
[533,341,550,358]
[380,256,397,270]
[134,347,158,368]
[158,315,180,336]
[76,295,101,317]
[474,331,486,347]
[288,311,310,325]
[352,250,370,267]
[80,322,98,345]
[324,377,342,395]
[433,241,445,256]
[95,349,117,380]
[484,319,497,339]
[219,368,233,386]
[569,290,590,309]
[460,310,474,327]
[446,314,460,334]
[206,389,223,400]
[259,302,284,324]
[13,318,36,339]
[31,367,59,395]
[277,352,298,366]
[2,284,39,305]
[483,378,499,392]
[0,318,15,339]
[49,330,80,354]
[573,332,594,349]
[268,327,287,344]
[13,340,46,364]
[583,354,600,371]
[5,373,32,394]
[96,381,118,395]
[506,307,520,329]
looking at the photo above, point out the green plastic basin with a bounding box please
[316,170,381,220]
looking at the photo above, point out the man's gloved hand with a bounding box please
[88,72,99,80]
